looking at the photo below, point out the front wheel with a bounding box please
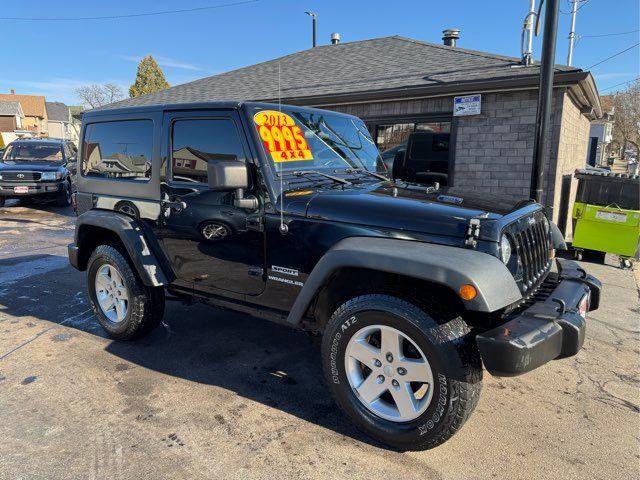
[321,294,482,451]
[87,245,165,340]
[56,180,72,207]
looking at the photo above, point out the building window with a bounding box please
[375,120,453,185]
[170,118,246,184]
[82,120,152,180]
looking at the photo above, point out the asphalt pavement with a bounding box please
[0,200,638,480]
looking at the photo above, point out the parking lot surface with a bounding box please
[1,202,638,480]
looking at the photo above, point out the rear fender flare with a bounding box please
[74,210,170,287]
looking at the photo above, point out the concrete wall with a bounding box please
[319,87,589,238]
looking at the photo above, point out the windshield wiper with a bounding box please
[291,170,352,186]
[343,168,389,182]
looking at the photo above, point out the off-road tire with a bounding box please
[56,180,72,207]
[321,294,482,451]
[87,245,165,340]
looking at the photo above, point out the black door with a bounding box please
[156,111,265,296]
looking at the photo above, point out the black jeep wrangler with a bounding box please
[0,137,76,207]
[68,102,600,451]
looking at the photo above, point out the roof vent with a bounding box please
[330,33,341,45]
[442,29,460,47]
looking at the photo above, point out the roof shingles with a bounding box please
[0,93,47,118]
[103,35,582,110]
[0,101,23,116]
[45,101,70,122]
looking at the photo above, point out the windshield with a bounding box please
[3,143,63,162]
[251,106,386,174]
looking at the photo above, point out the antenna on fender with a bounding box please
[277,63,288,235]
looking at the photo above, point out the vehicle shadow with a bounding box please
[103,300,386,448]
[0,199,74,217]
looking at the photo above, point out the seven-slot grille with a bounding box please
[509,212,552,291]
[1,171,42,182]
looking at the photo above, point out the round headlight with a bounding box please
[500,235,512,264]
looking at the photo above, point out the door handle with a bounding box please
[163,200,187,212]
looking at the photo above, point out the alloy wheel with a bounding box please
[202,223,229,240]
[94,264,129,323]
[344,324,434,422]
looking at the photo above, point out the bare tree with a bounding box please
[611,80,640,158]
[76,83,124,109]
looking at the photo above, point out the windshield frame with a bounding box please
[247,103,385,187]
[2,142,65,163]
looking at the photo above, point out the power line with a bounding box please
[0,0,259,21]
[580,29,640,38]
[600,77,639,92]
[585,43,640,69]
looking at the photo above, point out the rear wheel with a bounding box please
[87,245,164,340]
[321,294,482,451]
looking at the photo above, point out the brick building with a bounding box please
[104,35,602,239]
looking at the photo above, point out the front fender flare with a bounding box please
[287,237,522,324]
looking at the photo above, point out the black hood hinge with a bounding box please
[465,218,481,248]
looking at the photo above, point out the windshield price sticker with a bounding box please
[254,110,314,163]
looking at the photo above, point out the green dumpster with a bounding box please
[572,169,640,268]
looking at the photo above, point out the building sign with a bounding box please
[453,95,481,116]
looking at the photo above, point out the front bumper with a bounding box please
[0,182,64,197]
[476,258,601,377]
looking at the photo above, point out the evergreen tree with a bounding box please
[129,56,170,98]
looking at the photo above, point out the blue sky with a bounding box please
[0,0,637,105]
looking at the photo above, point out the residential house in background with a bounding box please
[0,90,48,136]
[586,94,613,166]
[46,101,80,143]
[107,34,602,239]
[0,101,26,146]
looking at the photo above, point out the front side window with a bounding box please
[251,107,385,174]
[82,120,152,180]
[3,143,63,162]
[170,118,246,184]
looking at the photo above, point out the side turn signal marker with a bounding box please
[459,284,477,301]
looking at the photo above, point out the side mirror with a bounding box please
[206,158,258,211]
[207,159,248,191]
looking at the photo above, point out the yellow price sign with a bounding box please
[254,110,314,163]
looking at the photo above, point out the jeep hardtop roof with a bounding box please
[83,101,358,120]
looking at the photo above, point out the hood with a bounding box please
[0,161,63,172]
[297,183,539,240]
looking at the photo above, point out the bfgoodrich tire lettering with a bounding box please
[87,245,165,340]
[321,294,482,451]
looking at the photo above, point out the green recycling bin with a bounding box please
[572,169,640,268]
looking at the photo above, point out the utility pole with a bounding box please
[530,0,560,204]
[305,11,317,48]
[567,0,578,65]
